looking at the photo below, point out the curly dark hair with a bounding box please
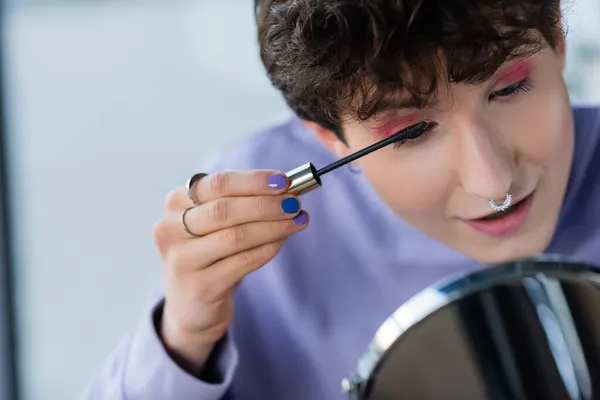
[255,0,564,135]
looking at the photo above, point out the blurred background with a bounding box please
[0,0,598,399]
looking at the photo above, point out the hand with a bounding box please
[152,170,309,374]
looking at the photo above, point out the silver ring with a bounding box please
[181,206,202,237]
[186,173,208,205]
[489,193,512,212]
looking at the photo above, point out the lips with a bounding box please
[464,192,535,236]
[480,204,517,220]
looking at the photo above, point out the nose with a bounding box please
[456,119,516,202]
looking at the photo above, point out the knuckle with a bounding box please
[269,220,289,237]
[260,242,282,263]
[250,170,267,187]
[236,248,260,269]
[152,219,170,248]
[209,198,229,223]
[225,225,245,248]
[235,242,280,272]
[165,188,183,210]
[207,171,230,197]
[253,197,270,219]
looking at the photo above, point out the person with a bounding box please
[82,0,600,399]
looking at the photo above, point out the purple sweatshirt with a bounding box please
[81,105,600,399]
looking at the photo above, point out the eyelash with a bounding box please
[391,78,534,150]
[490,77,534,99]
[392,122,435,149]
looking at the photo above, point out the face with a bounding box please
[308,40,574,264]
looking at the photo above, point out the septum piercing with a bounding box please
[489,194,512,212]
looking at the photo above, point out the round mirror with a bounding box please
[343,255,600,400]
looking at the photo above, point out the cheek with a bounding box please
[343,126,450,220]
[510,82,573,166]
[359,154,452,220]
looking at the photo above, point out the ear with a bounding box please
[303,121,350,158]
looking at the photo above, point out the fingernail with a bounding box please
[281,197,300,214]
[293,211,308,225]
[268,174,287,190]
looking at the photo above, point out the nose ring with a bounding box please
[489,194,512,212]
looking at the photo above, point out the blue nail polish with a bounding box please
[281,197,300,214]
[268,174,287,189]
[293,211,308,225]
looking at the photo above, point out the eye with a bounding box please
[392,122,436,149]
[490,77,534,99]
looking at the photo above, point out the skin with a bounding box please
[155,171,308,373]
[155,34,574,373]
[308,38,574,264]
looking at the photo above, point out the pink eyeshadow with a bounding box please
[375,115,421,138]
[497,59,533,85]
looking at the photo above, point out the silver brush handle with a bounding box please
[284,162,322,195]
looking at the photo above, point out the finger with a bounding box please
[191,170,291,204]
[169,213,310,269]
[179,195,302,238]
[191,239,286,304]
[165,187,194,213]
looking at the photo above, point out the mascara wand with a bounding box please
[285,121,427,195]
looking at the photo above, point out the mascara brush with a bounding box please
[285,121,428,195]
